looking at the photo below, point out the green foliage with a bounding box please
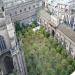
[15,21,22,32]
[39,27,50,38]
[9,72,17,75]
[16,22,75,75]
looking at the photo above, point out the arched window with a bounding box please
[20,10,22,13]
[1,7,4,11]
[4,56,14,74]
[0,35,6,50]
[24,8,26,11]
[29,7,31,10]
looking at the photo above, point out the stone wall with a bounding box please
[5,0,43,24]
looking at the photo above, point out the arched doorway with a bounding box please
[4,56,14,75]
[52,30,55,37]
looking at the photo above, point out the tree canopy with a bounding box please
[16,22,75,75]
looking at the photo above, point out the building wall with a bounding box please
[0,27,11,50]
[64,1,75,30]
[56,29,75,58]
[37,11,75,58]
[5,0,43,24]
[0,8,27,75]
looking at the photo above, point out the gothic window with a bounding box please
[0,36,6,50]
[70,17,74,28]
[4,56,14,74]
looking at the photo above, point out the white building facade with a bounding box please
[64,0,75,30]
[37,6,75,58]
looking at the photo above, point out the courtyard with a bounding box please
[16,21,75,75]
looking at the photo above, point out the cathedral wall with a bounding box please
[12,49,27,75]
[0,28,11,49]
[6,22,17,48]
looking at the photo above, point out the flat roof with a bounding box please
[38,9,59,27]
[38,9,51,21]
[58,24,75,43]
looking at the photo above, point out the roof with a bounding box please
[38,9,51,22]
[38,9,59,27]
[2,0,30,8]
[58,24,75,43]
